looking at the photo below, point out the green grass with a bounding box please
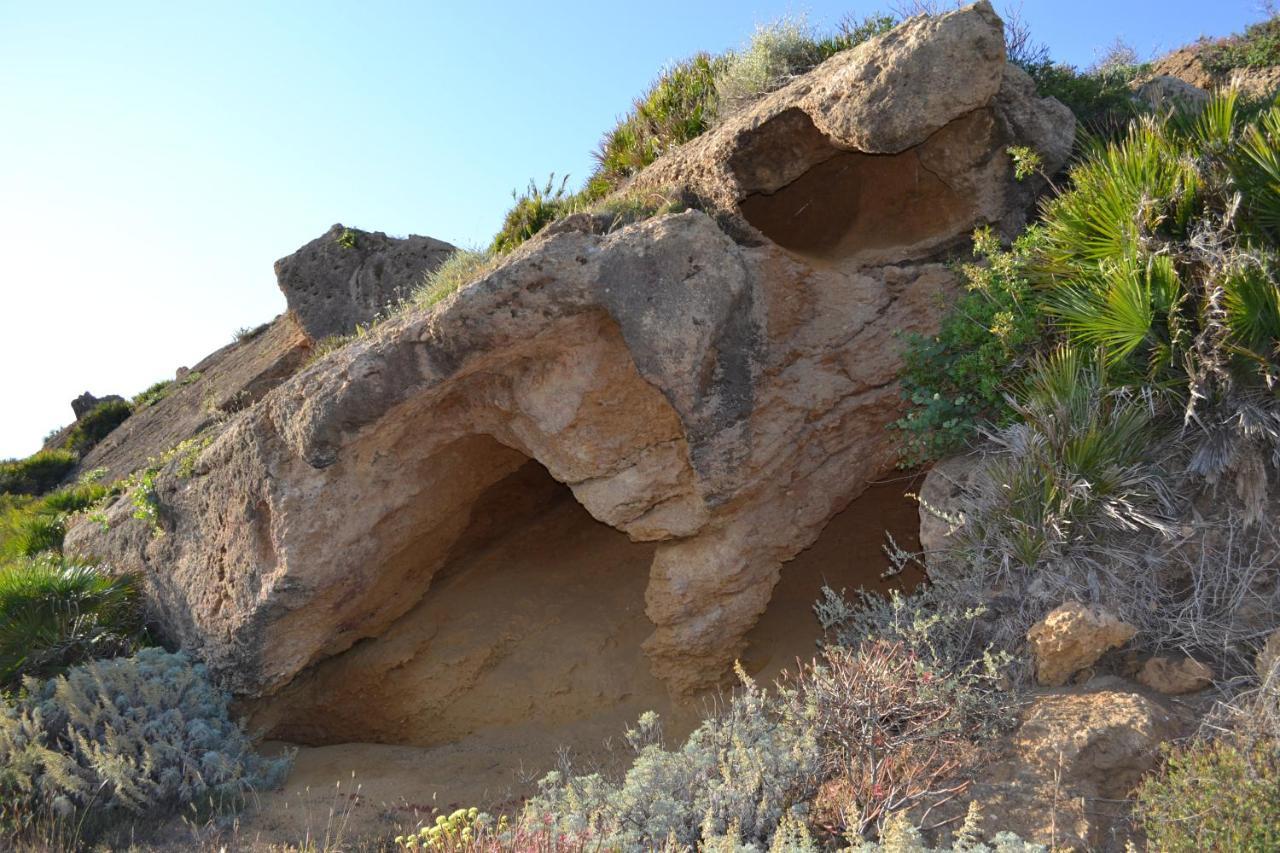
[588,53,727,199]
[490,174,576,254]
[0,481,113,560]
[413,247,497,309]
[132,379,174,409]
[0,556,142,690]
[0,450,77,497]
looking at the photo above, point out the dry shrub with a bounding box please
[784,640,1013,841]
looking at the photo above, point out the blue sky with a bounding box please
[0,0,1265,458]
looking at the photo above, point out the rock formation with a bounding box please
[70,391,127,419]
[275,223,456,340]
[69,315,312,483]
[66,2,1074,744]
[948,678,1183,850]
[1028,602,1137,687]
[1136,655,1213,695]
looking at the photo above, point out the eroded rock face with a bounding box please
[66,2,1074,741]
[275,223,456,340]
[1028,602,1137,687]
[1150,45,1280,100]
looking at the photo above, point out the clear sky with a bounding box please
[0,1,1265,458]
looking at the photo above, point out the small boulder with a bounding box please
[1134,75,1209,111]
[916,454,980,580]
[1027,601,1136,687]
[1137,655,1213,695]
[950,678,1181,849]
[275,224,455,341]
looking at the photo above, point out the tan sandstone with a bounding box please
[1027,601,1137,687]
[65,2,1074,745]
[947,678,1182,851]
[1136,655,1213,695]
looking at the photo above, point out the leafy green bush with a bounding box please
[0,450,76,497]
[0,648,290,841]
[1020,60,1147,136]
[893,227,1049,465]
[1030,95,1280,515]
[1200,14,1280,77]
[0,557,142,689]
[1137,735,1280,852]
[490,174,576,254]
[64,398,132,456]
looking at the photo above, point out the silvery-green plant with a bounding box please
[0,648,290,832]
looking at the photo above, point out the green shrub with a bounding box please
[0,648,290,841]
[531,632,1010,847]
[1030,95,1280,514]
[0,450,76,497]
[531,665,818,848]
[0,482,113,560]
[490,174,576,254]
[1020,60,1147,137]
[0,557,142,689]
[893,227,1049,466]
[132,378,173,409]
[1137,735,1280,852]
[64,398,132,456]
[413,247,498,309]
[1200,14,1280,77]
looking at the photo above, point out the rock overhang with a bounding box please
[64,1,1076,722]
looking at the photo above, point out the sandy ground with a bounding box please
[236,472,923,845]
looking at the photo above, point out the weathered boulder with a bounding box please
[948,678,1182,850]
[275,224,455,341]
[1134,75,1209,110]
[66,2,1073,739]
[1028,602,1136,687]
[916,454,981,579]
[1137,655,1213,695]
[633,1,1073,257]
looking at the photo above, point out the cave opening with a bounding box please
[255,452,669,749]
[740,473,926,683]
[731,110,974,263]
